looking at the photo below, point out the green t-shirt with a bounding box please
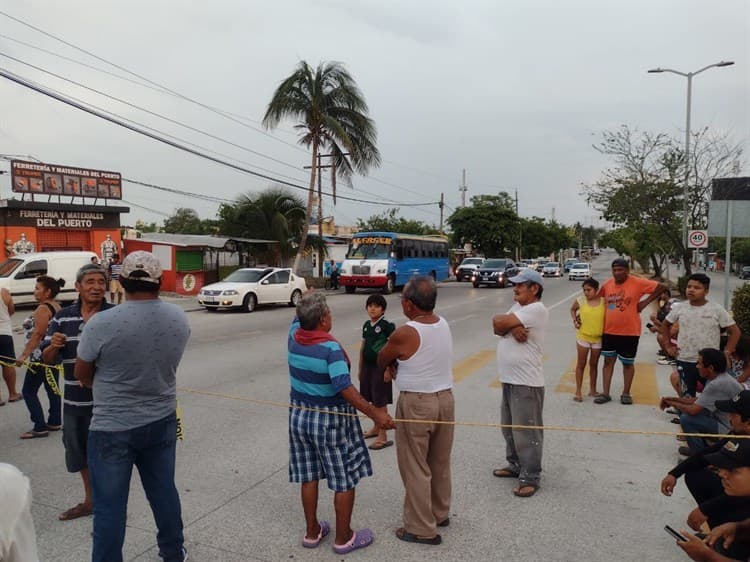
[362,317,395,366]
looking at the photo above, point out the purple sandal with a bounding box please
[302,520,330,548]
[333,528,374,554]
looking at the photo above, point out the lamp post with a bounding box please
[647,60,734,269]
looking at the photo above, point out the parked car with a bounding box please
[455,257,485,281]
[563,258,578,273]
[198,267,306,312]
[542,262,562,277]
[472,258,519,288]
[741,266,750,280]
[569,262,592,280]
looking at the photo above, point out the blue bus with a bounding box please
[339,232,450,294]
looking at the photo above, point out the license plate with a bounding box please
[203,298,216,303]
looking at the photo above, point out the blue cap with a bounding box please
[509,269,544,287]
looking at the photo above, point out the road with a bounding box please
[2,253,746,561]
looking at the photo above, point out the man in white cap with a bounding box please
[75,251,190,562]
[491,269,548,498]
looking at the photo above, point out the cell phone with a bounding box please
[646,323,654,329]
[664,525,687,542]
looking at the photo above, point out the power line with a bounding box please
[0,67,439,208]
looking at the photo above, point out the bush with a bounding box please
[732,284,750,335]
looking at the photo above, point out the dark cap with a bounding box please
[611,258,629,269]
[704,438,750,470]
[715,391,750,419]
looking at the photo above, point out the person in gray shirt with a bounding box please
[75,251,190,562]
[661,348,742,455]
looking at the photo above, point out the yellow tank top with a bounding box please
[576,296,605,343]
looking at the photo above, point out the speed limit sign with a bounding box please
[688,230,708,249]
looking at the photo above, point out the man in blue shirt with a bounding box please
[288,292,393,555]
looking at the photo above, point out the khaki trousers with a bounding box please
[395,389,454,537]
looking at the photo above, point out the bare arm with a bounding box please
[42,332,66,364]
[74,357,95,388]
[638,282,668,313]
[16,306,52,365]
[493,313,522,336]
[724,324,740,355]
[2,288,14,316]
[340,385,395,429]
[376,325,417,370]
[570,300,581,329]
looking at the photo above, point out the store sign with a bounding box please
[4,208,120,229]
[10,159,122,199]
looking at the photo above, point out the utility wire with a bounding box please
[0,67,439,208]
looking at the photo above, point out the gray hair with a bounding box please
[296,292,329,329]
[402,275,437,311]
[76,264,107,283]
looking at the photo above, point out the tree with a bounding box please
[163,208,205,234]
[263,61,381,272]
[447,193,519,257]
[520,217,574,259]
[583,125,743,275]
[218,186,313,266]
[356,208,439,235]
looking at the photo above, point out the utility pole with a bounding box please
[459,168,467,207]
[515,189,521,262]
[439,192,444,234]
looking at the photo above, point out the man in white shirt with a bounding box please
[0,463,39,562]
[492,269,549,498]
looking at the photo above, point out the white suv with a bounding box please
[455,257,485,281]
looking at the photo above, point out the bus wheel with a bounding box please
[383,275,395,294]
[345,286,356,294]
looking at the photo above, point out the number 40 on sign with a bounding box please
[688,230,708,249]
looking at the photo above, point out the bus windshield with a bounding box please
[347,239,392,259]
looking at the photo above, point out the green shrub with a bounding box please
[732,283,750,335]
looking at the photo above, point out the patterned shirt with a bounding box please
[108,263,122,281]
[40,300,115,415]
[288,319,351,407]
[665,300,735,362]
[361,317,395,366]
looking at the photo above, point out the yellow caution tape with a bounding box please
[0,354,64,396]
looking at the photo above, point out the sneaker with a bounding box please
[182,547,188,561]
[666,407,680,415]
[657,357,672,365]
[678,446,692,456]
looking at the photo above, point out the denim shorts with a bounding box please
[63,411,93,472]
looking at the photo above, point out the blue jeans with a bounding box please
[680,411,719,453]
[88,413,184,562]
[22,366,61,432]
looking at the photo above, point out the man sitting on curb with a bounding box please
[661,390,750,537]
[661,348,742,455]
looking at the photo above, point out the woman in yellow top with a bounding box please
[570,278,605,402]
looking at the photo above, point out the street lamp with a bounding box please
[647,60,734,266]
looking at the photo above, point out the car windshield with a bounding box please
[544,262,558,267]
[347,240,392,259]
[0,259,23,278]
[573,263,589,269]
[483,259,508,268]
[461,258,483,265]
[223,269,268,283]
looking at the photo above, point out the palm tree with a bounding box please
[263,60,381,272]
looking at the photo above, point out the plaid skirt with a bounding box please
[288,399,373,492]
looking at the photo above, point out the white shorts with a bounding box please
[576,339,602,350]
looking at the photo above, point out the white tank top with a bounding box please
[0,296,12,337]
[396,316,453,393]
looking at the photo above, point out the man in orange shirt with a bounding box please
[594,258,667,405]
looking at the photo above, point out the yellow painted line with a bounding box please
[554,358,660,406]
[453,350,496,383]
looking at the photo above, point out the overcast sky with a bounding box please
[0,0,747,230]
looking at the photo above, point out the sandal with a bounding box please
[594,394,612,404]
[20,430,49,439]
[368,440,393,450]
[362,429,379,439]
[7,394,22,402]
[333,528,374,554]
[395,527,442,545]
[573,394,583,402]
[492,467,519,478]
[620,394,633,405]
[46,424,62,431]
[302,520,330,548]
[513,484,539,498]
[59,503,92,521]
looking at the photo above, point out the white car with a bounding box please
[569,262,592,280]
[542,262,562,277]
[198,267,306,312]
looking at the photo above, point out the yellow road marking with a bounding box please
[554,358,660,406]
[453,350,496,383]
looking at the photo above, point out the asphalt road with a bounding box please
[1,252,746,561]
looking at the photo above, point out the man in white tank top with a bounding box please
[492,269,548,498]
[377,276,454,546]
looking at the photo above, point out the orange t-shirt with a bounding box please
[599,276,659,336]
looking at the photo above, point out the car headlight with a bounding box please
[222,290,238,296]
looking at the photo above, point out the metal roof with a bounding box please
[136,233,277,249]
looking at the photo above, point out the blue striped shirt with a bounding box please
[288,319,352,406]
[40,300,115,415]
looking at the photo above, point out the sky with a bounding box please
[0,0,747,231]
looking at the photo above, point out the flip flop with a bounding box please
[59,503,92,521]
[492,467,519,478]
[7,394,22,402]
[437,518,450,527]
[513,484,539,498]
[302,520,330,548]
[333,528,374,554]
[593,394,612,404]
[573,395,583,402]
[395,527,442,545]
[0,400,5,407]
[20,430,49,439]
[368,440,394,450]
[362,430,379,439]
[46,424,62,431]
[620,394,633,405]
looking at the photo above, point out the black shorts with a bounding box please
[601,334,640,365]
[62,411,92,473]
[0,334,15,361]
[359,363,392,408]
